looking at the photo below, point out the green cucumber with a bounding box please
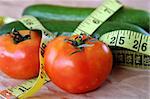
[22,4,150,32]
[0,21,28,35]
[94,22,149,37]
[0,21,149,37]
[23,5,94,21]
[0,20,80,35]
[109,7,150,32]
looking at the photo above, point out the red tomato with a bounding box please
[44,35,112,93]
[0,30,41,79]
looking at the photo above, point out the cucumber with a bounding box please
[0,20,81,35]
[23,5,94,21]
[93,22,149,37]
[0,21,149,37]
[109,7,150,32]
[22,4,150,32]
[0,21,28,35]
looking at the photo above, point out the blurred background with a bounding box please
[0,0,149,19]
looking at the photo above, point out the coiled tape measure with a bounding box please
[0,0,149,98]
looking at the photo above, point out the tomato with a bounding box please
[44,35,112,93]
[0,29,41,79]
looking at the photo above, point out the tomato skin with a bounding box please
[44,36,112,93]
[0,30,41,79]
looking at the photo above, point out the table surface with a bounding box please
[0,0,150,99]
[0,67,150,99]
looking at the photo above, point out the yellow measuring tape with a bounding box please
[100,30,150,69]
[112,48,150,69]
[74,0,122,35]
[0,16,55,99]
[100,30,150,56]
[0,0,149,98]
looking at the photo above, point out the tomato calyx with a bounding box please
[64,34,95,55]
[9,28,31,44]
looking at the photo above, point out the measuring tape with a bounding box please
[99,30,150,69]
[112,48,150,69]
[0,16,55,99]
[99,30,150,56]
[73,0,122,35]
[0,0,149,98]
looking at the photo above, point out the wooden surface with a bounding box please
[0,0,150,99]
[0,67,150,99]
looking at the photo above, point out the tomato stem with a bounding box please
[10,28,31,44]
[65,34,94,55]
[65,35,88,46]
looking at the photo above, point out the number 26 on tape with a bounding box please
[133,40,147,51]
[100,30,150,55]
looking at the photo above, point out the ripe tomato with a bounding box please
[0,30,41,79]
[44,35,112,93]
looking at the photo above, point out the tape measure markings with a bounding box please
[99,30,150,56]
[2,16,54,98]
[0,0,123,98]
[0,0,149,99]
[7,78,37,96]
[74,0,122,35]
[112,49,150,69]
[128,30,132,39]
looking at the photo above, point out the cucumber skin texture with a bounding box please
[109,7,150,32]
[0,21,149,37]
[0,22,28,35]
[22,4,150,32]
[93,22,149,37]
[0,20,80,35]
[23,5,94,21]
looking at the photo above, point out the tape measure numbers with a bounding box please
[0,0,149,99]
[15,1,122,97]
[99,30,150,56]
[0,16,55,99]
[74,0,122,35]
[73,0,150,69]
[17,16,55,98]
[112,48,150,69]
